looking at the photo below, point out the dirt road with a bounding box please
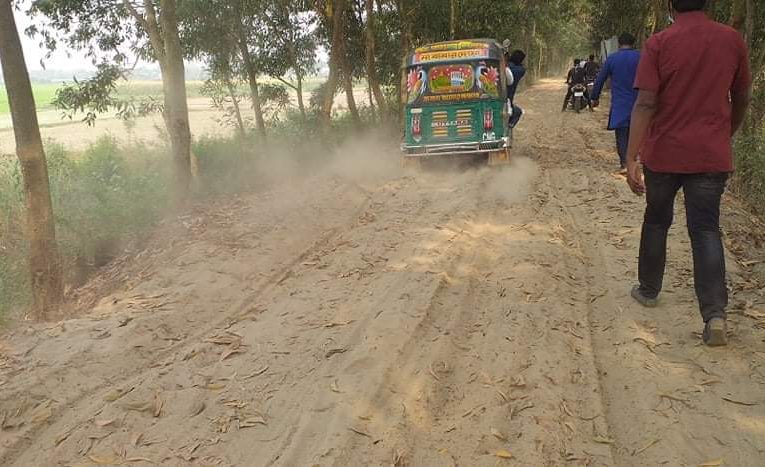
[1,81,764,466]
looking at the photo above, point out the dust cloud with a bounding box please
[485,156,539,203]
[323,130,402,184]
[249,129,402,190]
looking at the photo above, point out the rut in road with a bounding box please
[1,81,764,467]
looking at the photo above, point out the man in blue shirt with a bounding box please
[506,49,527,130]
[591,33,641,171]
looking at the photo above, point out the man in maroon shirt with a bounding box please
[625,0,751,346]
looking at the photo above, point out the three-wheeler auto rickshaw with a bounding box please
[400,39,511,167]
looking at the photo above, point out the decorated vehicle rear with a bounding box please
[401,39,510,166]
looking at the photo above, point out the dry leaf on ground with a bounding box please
[491,427,508,441]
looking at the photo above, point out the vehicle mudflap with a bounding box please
[402,156,423,170]
[488,148,510,166]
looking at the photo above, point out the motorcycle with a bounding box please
[586,80,595,100]
[570,83,588,113]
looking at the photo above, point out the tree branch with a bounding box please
[122,0,148,31]
[142,0,165,59]
[274,76,298,91]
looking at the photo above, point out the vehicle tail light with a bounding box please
[412,113,421,137]
[484,109,494,131]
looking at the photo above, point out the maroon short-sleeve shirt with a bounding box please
[634,11,752,173]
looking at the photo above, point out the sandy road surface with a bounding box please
[1,81,765,466]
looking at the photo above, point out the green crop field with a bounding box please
[0,78,326,117]
[0,81,207,116]
[0,83,61,115]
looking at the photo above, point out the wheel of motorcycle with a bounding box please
[574,98,581,113]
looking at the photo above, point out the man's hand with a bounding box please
[626,159,645,195]
[591,99,599,108]
[624,90,657,196]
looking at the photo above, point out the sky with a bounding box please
[13,3,104,72]
[8,2,327,81]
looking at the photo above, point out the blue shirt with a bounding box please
[506,64,526,103]
[591,48,641,129]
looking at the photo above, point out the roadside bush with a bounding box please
[193,135,260,195]
[733,131,765,215]
[0,106,389,319]
[0,155,28,321]
[0,137,172,318]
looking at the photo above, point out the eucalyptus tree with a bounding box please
[364,0,387,114]
[0,0,63,318]
[30,0,194,196]
[180,0,270,140]
[259,0,319,121]
[316,0,348,129]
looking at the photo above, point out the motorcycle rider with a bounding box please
[563,58,589,111]
[584,54,600,82]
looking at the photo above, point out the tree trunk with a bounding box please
[0,0,63,319]
[364,0,387,115]
[537,44,544,78]
[730,0,747,30]
[732,0,760,133]
[295,72,307,121]
[367,84,376,120]
[321,0,346,130]
[450,0,457,40]
[651,0,666,33]
[287,42,307,121]
[225,79,247,139]
[155,0,192,196]
[238,36,267,141]
[396,0,410,124]
[342,52,361,125]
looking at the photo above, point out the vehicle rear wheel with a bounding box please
[574,98,582,113]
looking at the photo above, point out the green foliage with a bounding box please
[733,131,765,214]
[51,63,165,125]
[259,83,291,122]
[51,138,171,255]
[0,155,27,319]
[201,77,253,131]
[589,0,652,44]
[0,137,172,318]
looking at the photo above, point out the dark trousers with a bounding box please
[509,104,523,128]
[615,127,629,168]
[638,168,729,322]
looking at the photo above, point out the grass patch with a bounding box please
[0,78,326,116]
[0,83,61,114]
[0,81,207,116]
[114,80,205,100]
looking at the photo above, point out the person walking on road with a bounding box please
[625,0,752,346]
[591,33,641,172]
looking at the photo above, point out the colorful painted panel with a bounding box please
[412,40,496,65]
[428,65,474,95]
[406,67,426,104]
[476,64,500,98]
